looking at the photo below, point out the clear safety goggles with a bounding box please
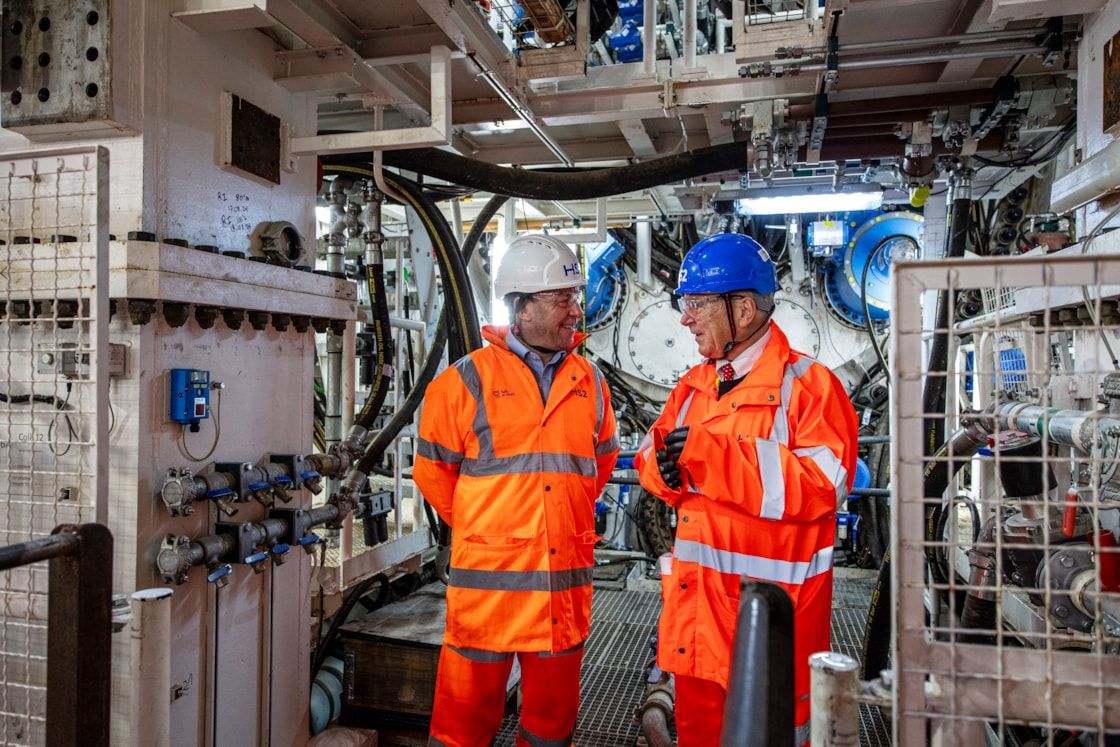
[677,293,746,315]
[531,288,583,308]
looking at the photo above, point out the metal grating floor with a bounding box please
[830,569,892,747]
[490,568,892,746]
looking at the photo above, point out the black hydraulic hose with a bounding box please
[860,421,988,679]
[383,172,481,359]
[380,142,752,201]
[922,182,972,458]
[861,238,892,390]
[349,191,504,481]
[311,572,390,682]
[354,254,393,430]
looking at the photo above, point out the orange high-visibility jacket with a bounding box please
[635,323,858,733]
[415,325,620,653]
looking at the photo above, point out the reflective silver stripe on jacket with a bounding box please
[794,444,850,508]
[519,725,575,747]
[596,435,620,456]
[446,644,513,663]
[674,537,833,586]
[769,356,814,447]
[594,362,620,455]
[455,356,602,478]
[449,566,594,592]
[761,355,849,518]
[795,719,811,747]
[416,437,464,466]
[676,389,697,428]
[757,438,786,520]
[535,641,585,658]
[592,363,605,438]
[462,451,599,478]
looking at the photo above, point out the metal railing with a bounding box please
[0,524,112,747]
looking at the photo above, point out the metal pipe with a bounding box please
[469,54,573,166]
[389,315,426,332]
[130,589,173,747]
[0,532,79,570]
[720,580,795,746]
[636,220,653,289]
[840,28,1041,53]
[797,42,1049,73]
[638,663,674,747]
[684,0,697,69]
[643,0,656,75]
[809,652,860,747]
[995,402,1120,456]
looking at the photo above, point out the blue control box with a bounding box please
[170,368,210,424]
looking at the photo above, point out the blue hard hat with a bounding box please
[676,233,779,295]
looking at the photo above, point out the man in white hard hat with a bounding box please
[414,234,620,747]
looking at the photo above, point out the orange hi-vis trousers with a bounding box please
[428,641,584,747]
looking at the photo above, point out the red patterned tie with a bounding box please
[718,362,736,382]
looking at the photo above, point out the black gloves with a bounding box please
[656,427,690,489]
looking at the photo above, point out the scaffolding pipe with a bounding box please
[130,589,173,747]
[684,0,697,69]
[809,652,860,746]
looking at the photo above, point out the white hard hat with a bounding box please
[493,234,586,298]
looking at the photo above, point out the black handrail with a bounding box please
[0,524,113,747]
[720,580,796,747]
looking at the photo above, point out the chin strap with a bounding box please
[722,294,772,354]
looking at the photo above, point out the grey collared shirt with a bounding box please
[506,329,569,403]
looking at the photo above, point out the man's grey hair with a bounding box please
[743,290,775,315]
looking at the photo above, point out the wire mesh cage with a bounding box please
[745,0,811,26]
[490,0,575,48]
[891,248,1120,745]
[0,147,109,745]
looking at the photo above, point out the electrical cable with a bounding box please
[860,237,893,389]
[178,389,221,462]
[1078,199,1120,371]
[311,572,390,682]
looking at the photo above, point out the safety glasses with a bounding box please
[676,293,747,315]
[531,289,583,308]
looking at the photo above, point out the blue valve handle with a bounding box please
[271,543,290,555]
[206,487,235,499]
[297,533,320,547]
[207,564,232,583]
[245,551,269,564]
[299,471,321,481]
[273,475,292,485]
[247,481,270,492]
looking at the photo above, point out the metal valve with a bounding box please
[297,534,320,554]
[206,563,233,587]
[301,471,324,495]
[245,551,270,574]
[157,534,195,586]
[270,542,291,565]
[161,467,239,518]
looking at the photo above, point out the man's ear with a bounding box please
[736,295,758,327]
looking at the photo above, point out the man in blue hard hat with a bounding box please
[634,233,860,746]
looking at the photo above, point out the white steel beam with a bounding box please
[410,0,510,72]
[289,46,452,155]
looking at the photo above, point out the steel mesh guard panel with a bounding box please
[892,249,1120,745]
[0,148,108,746]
